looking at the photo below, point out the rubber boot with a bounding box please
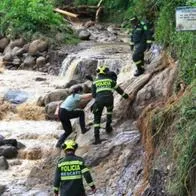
[106,126,113,134]
[55,133,67,148]
[92,135,101,145]
[81,127,90,134]
[134,67,145,77]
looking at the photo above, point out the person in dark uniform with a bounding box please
[92,65,130,144]
[53,139,96,196]
[130,16,153,76]
[56,86,92,148]
[86,68,118,82]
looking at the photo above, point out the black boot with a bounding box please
[106,126,113,134]
[134,67,145,77]
[55,133,67,148]
[81,127,90,134]
[92,135,101,145]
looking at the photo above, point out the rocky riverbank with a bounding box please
[0,22,177,195]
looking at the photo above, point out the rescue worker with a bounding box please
[56,86,92,148]
[53,139,96,196]
[130,16,153,76]
[86,68,118,82]
[92,65,130,144]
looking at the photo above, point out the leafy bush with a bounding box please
[0,0,76,43]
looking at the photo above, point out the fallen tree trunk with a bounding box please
[54,8,78,18]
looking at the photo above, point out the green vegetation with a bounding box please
[73,0,195,84]
[151,80,196,195]
[0,0,78,44]
[155,0,195,85]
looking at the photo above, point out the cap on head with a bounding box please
[62,139,78,151]
[96,65,109,75]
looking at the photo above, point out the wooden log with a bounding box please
[54,8,78,18]
[96,0,105,22]
[95,6,103,22]
[63,5,98,9]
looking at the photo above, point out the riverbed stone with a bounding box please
[43,89,69,105]
[0,146,18,159]
[0,184,6,195]
[36,56,46,67]
[78,30,91,40]
[28,39,48,56]
[0,139,17,147]
[0,38,9,52]
[23,55,35,68]
[45,101,59,120]
[9,38,25,49]
[0,156,9,170]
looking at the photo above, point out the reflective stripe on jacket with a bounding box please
[92,75,128,100]
[53,154,95,196]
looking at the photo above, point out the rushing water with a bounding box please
[0,70,63,195]
[0,26,135,195]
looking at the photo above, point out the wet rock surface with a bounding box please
[0,156,9,170]
[0,22,178,195]
[0,184,6,195]
[0,146,18,159]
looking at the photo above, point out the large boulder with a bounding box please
[9,38,25,49]
[11,46,25,57]
[45,101,59,120]
[43,89,69,105]
[0,139,17,147]
[36,56,46,67]
[28,39,48,56]
[78,30,91,40]
[0,38,9,52]
[23,55,35,68]
[75,59,97,81]
[0,146,18,159]
[0,156,9,170]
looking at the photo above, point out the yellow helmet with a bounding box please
[62,140,78,150]
[96,65,109,75]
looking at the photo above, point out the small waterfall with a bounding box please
[58,43,131,86]
[58,55,81,86]
[97,58,122,73]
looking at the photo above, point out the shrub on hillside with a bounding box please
[0,0,73,42]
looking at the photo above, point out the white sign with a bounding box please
[176,6,196,31]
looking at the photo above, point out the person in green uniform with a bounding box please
[92,65,130,144]
[53,139,96,196]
